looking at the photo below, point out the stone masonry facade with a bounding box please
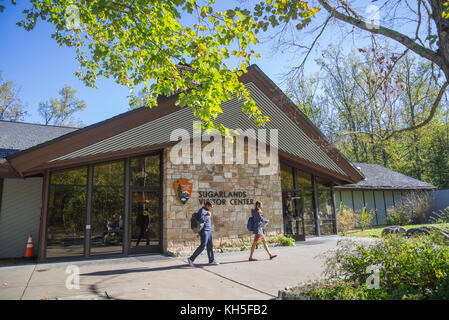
[162,140,283,255]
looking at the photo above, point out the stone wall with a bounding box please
[162,140,283,255]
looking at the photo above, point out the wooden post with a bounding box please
[312,175,320,237]
[123,158,130,256]
[331,184,338,235]
[37,169,50,261]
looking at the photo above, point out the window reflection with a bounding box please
[280,163,294,190]
[47,167,87,258]
[90,161,125,255]
[129,191,160,253]
[90,187,124,255]
[94,161,124,186]
[130,155,160,187]
[316,178,335,235]
[51,167,87,185]
[280,163,336,236]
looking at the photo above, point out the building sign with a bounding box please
[174,179,254,206]
[198,191,254,206]
[174,179,193,205]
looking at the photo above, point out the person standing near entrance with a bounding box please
[187,201,219,266]
[249,201,278,261]
[283,200,291,234]
[136,207,150,246]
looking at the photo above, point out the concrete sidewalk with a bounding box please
[0,236,365,300]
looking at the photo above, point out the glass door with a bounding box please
[129,191,161,254]
[282,191,305,241]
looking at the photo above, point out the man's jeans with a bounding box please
[190,230,215,263]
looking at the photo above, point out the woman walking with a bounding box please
[249,201,278,261]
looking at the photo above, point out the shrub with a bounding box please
[269,234,295,246]
[357,206,376,231]
[404,191,431,224]
[282,233,449,300]
[386,192,431,225]
[287,234,449,300]
[282,280,388,300]
[386,207,409,225]
[430,206,449,224]
[336,203,357,235]
[277,235,296,246]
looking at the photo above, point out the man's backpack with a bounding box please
[190,211,205,233]
[247,216,255,232]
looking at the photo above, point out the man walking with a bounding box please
[187,201,219,266]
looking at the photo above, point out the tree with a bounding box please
[287,43,449,188]
[286,72,337,142]
[0,71,27,121]
[313,0,449,138]
[38,85,86,127]
[5,1,449,137]
[421,122,449,188]
[4,0,319,135]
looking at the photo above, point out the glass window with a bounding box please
[296,170,312,188]
[90,160,125,255]
[316,178,335,235]
[90,187,124,255]
[280,163,294,190]
[94,160,124,186]
[130,154,160,187]
[47,167,87,258]
[302,188,316,236]
[129,191,160,252]
[51,167,87,185]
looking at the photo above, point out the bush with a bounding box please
[405,191,431,224]
[386,191,431,225]
[430,206,449,224]
[357,206,376,231]
[283,280,388,300]
[270,235,295,246]
[283,234,449,300]
[337,203,357,235]
[386,207,409,225]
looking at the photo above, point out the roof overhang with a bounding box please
[0,158,21,178]
[5,65,363,184]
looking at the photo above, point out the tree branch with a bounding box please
[317,0,442,68]
[382,81,449,140]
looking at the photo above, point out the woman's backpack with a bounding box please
[247,216,255,232]
[190,211,204,233]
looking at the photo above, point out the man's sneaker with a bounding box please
[209,260,220,265]
[187,258,195,267]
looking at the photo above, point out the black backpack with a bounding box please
[190,210,205,233]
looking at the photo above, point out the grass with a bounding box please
[341,223,449,238]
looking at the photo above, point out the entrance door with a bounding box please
[128,191,161,254]
[282,191,305,241]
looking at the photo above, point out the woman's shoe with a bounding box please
[249,258,258,261]
[270,255,278,260]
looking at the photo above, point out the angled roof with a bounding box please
[0,120,78,154]
[335,162,436,190]
[3,65,363,184]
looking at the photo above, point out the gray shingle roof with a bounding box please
[0,121,78,157]
[336,162,436,190]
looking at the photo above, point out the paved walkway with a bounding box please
[0,236,373,300]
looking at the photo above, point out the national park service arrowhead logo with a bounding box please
[174,179,193,205]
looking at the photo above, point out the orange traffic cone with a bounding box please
[24,233,34,258]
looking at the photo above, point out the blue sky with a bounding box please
[0,1,377,127]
